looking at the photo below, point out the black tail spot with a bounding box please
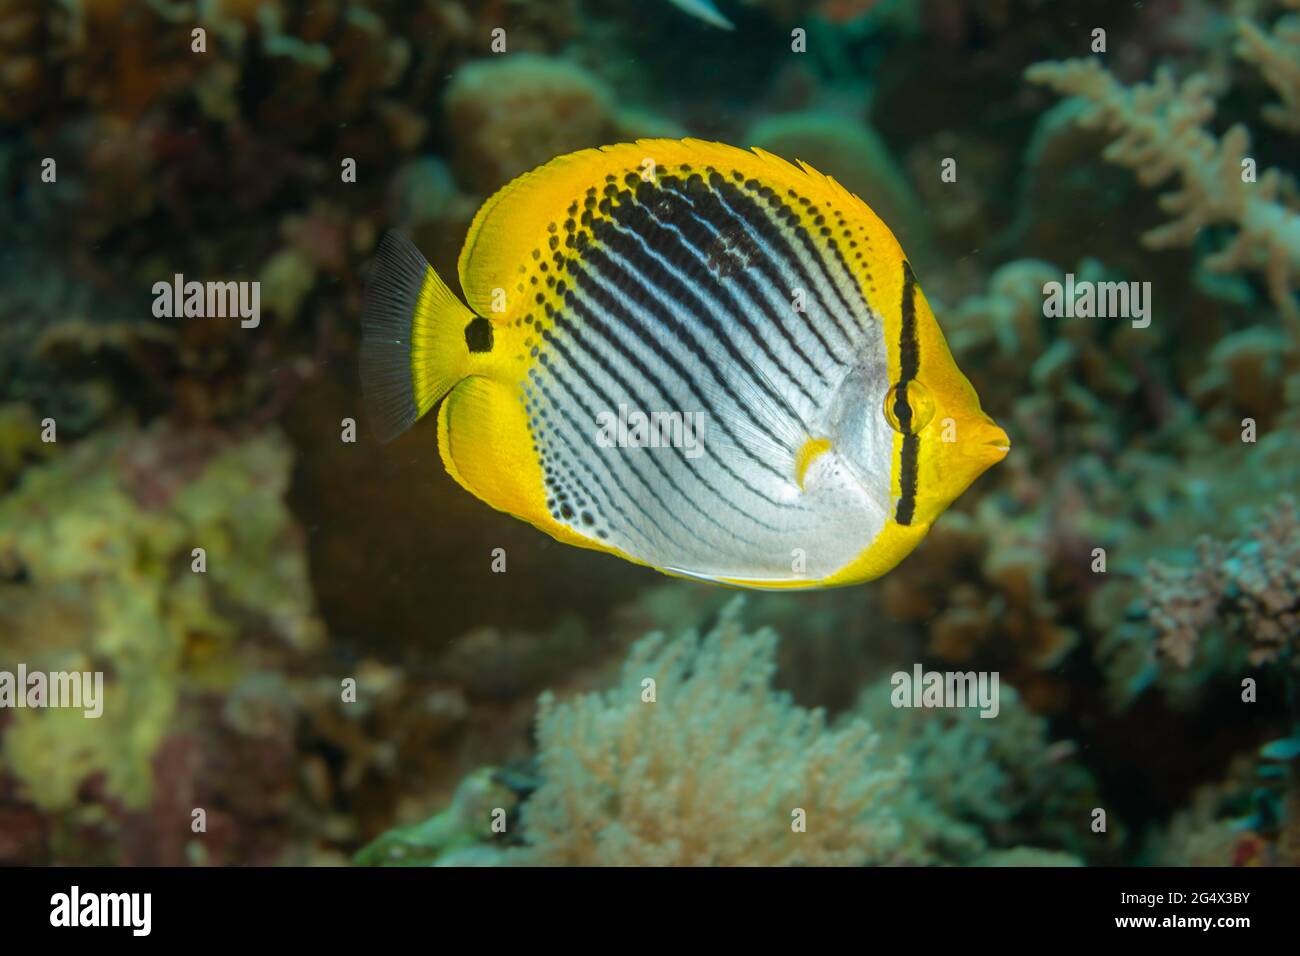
[465,316,494,353]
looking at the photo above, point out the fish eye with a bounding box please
[883,380,936,435]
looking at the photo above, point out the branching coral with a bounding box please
[1088,424,1300,708]
[1236,2,1300,133]
[929,242,1300,709]
[358,588,1112,866]
[945,256,1174,456]
[1142,495,1300,669]
[1026,57,1300,327]
[851,679,1104,864]
[517,600,905,866]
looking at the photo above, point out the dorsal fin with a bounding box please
[455,138,905,319]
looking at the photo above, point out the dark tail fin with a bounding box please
[359,231,474,442]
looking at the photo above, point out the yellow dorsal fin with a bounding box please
[456,138,906,319]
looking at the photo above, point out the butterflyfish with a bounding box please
[360,139,1009,589]
[666,0,734,30]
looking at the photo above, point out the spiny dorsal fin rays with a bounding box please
[462,137,893,327]
[793,157,872,209]
[748,144,875,217]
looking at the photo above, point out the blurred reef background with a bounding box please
[1,0,1298,866]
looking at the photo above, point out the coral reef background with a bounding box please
[1,0,1298,866]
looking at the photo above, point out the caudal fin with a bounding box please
[360,231,475,442]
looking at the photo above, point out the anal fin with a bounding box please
[437,376,607,553]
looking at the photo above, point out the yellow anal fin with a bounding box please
[436,376,617,555]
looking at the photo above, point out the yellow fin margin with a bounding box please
[457,138,908,321]
[437,375,637,561]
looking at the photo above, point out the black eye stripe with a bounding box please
[898,261,920,384]
[892,382,913,431]
[895,261,920,526]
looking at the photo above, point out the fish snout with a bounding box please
[971,417,1011,464]
[935,412,1009,465]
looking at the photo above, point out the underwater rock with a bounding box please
[258,247,318,325]
[387,156,473,229]
[444,54,623,195]
[385,156,479,273]
[0,422,323,860]
[354,767,520,867]
[437,615,593,703]
[0,402,55,491]
[610,106,689,141]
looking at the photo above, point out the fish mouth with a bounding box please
[978,422,1011,460]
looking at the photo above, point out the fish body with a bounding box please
[361,139,1008,589]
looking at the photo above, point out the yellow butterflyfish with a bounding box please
[361,139,1008,589]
